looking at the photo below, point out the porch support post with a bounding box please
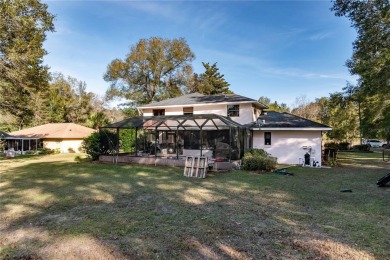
[200,128,203,157]
[36,139,38,151]
[135,127,138,156]
[155,127,158,158]
[144,130,147,153]
[229,126,232,162]
[116,128,120,153]
[22,139,24,153]
[176,128,179,160]
[29,139,31,151]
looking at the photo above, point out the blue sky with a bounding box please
[43,1,356,107]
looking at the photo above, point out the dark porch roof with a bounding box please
[0,131,41,140]
[0,131,11,139]
[101,114,244,130]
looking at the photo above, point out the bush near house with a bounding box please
[242,148,277,172]
[82,130,118,160]
[324,142,350,150]
[352,144,371,151]
[38,148,57,155]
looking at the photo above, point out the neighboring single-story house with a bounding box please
[6,123,95,153]
[102,93,331,165]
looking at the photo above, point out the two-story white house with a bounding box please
[103,93,331,165]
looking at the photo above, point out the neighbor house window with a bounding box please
[153,109,165,116]
[183,107,193,115]
[264,132,271,145]
[227,105,239,117]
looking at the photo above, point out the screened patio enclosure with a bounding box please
[101,114,249,161]
[1,136,42,154]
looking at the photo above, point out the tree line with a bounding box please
[258,0,390,144]
[0,0,388,144]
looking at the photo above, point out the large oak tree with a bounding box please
[104,37,195,106]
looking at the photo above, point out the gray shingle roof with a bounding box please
[246,111,331,129]
[138,93,268,108]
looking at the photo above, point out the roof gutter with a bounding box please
[139,101,267,109]
[251,127,332,131]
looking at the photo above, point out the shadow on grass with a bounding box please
[1,155,389,259]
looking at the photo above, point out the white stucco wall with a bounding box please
[44,139,84,153]
[193,104,226,116]
[165,107,185,115]
[140,103,258,125]
[252,130,323,165]
[234,103,255,125]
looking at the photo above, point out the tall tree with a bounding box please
[87,111,110,130]
[188,62,232,95]
[332,0,390,96]
[291,95,317,119]
[0,0,55,129]
[47,73,93,125]
[104,37,195,106]
[325,93,360,143]
[332,0,390,140]
[258,96,290,113]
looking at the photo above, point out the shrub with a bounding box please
[242,149,277,172]
[324,142,350,150]
[68,147,75,153]
[38,147,54,154]
[82,130,118,160]
[352,144,370,151]
[74,155,82,163]
[120,129,136,153]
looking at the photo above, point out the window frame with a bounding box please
[153,109,165,116]
[227,105,240,117]
[264,132,271,146]
[183,107,194,115]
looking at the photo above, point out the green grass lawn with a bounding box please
[0,152,389,259]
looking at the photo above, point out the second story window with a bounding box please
[153,109,165,116]
[227,105,239,117]
[183,107,193,115]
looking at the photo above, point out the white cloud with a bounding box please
[125,1,184,22]
[263,67,351,80]
[308,31,333,41]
